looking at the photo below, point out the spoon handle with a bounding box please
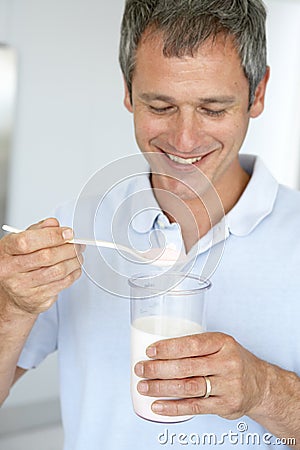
[2,225,23,233]
[1,224,147,260]
[71,237,142,258]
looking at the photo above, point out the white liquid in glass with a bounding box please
[131,315,203,422]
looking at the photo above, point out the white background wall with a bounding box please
[0,0,300,421]
[3,0,138,230]
[242,0,300,187]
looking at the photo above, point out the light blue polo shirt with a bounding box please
[18,155,300,449]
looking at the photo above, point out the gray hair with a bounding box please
[119,0,267,107]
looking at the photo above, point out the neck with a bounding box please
[153,159,250,253]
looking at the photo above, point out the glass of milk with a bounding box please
[129,272,211,423]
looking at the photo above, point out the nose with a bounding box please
[169,111,202,154]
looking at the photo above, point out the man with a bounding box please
[0,1,300,449]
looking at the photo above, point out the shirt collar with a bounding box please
[226,154,279,236]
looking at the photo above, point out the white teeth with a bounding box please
[166,153,202,164]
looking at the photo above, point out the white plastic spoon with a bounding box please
[2,224,185,266]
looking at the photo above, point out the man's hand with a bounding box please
[134,332,272,419]
[134,332,300,446]
[0,218,84,316]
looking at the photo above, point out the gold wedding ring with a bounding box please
[203,376,212,398]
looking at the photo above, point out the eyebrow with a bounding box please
[139,93,236,105]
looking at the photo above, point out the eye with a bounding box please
[201,108,226,118]
[148,105,174,114]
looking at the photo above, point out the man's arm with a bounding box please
[14,367,27,384]
[0,299,35,405]
[134,332,300,448]
[0,218,83,405]
[248,362,300,446]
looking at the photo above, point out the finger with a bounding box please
[26,218,60,231]
[34,267,82,299]
[135,354,219,380]
[19,254,84,288]
[3,226,74,255]
[146,332,227,360]
[11,243,85,273]
[13,267,83,314]
[137,375,219,398]
[151,396,218,417]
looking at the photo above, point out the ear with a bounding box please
[123,76,133,113]
[249,66,270,118]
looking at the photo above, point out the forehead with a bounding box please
[132,31,247,92]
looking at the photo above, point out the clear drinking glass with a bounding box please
[129,272,211,423]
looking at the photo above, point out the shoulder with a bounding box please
[274,184,300,216]
[267,184,300,244]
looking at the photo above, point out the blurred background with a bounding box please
[0,0,300,448]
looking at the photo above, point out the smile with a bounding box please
[166,153,202,165]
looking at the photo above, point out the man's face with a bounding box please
[124,31,268,200]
